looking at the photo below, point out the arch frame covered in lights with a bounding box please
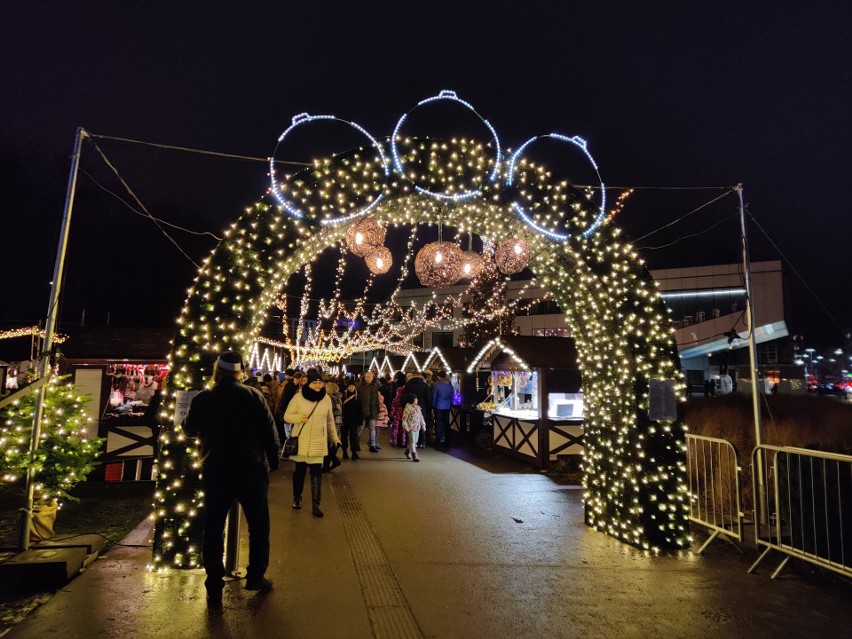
[153,121,688,571]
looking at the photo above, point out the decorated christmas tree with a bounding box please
[1,375,103,504]
[459,255,520,347]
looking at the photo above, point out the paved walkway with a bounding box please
[6,434,851,639]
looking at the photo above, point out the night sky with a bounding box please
[1,1,849,359]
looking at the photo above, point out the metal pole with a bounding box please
[224,503,241,575]
[736,184,766,522]
[19,127,87,551]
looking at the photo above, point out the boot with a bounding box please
[310,475,324,517]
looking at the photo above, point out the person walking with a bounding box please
[357,371,381,452]
[432,369,454,447]
[182,351,280,608]
[340,380,362,460]
[284,369,341,517]
[404,371,432,448]
[402,394,426,462]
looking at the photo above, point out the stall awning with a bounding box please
[467,336,578,372]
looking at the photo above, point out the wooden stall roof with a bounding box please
[424,346,477,372]
[59,327,174,362]
[469,335,578,371]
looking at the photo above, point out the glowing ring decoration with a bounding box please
[506,133,607,241]
[270,113,390,225]
[390,90,501,201]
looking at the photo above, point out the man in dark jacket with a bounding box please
[404,371,432,447]
[432,370,454,446]
[357,371,381,452]
[182,351,280,608]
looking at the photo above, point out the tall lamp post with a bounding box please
[18,127,87,551]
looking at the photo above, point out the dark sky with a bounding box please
[1,1,850,358]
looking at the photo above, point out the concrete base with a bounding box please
[0,547,88,589]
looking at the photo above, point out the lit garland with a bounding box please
[0,327,68,344]
[153,104,688,569]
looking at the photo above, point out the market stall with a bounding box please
[466,336,582,468]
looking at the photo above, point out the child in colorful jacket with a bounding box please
[401,394,426,462]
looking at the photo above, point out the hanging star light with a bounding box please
[345,217,386,257]
[494,236,530,274]
[364,246,393,275]
[414,241,463,287]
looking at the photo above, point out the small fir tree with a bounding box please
[1,375,103,504]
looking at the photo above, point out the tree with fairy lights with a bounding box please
[0,376,103,505]
[459,255,520,348]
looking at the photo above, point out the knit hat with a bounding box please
[216,351,243,372]
[437,370,448,379]
[305,368,322,384]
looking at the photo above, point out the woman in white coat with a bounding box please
[284,368,341,517]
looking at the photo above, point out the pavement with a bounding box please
[5,433,851,639]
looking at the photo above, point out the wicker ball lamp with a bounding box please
[494,237,530,274]
[364,246,393,275]
[414,241,463,287]
[460,251,484,279]
[345,218,386,257]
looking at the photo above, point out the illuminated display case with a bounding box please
[466,336,583,469]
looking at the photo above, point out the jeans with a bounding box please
[201,466,270,589]
[406,429,420,458]
[365,417,377,447]
[434,408,450,443]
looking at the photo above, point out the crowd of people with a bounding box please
[182,350,459,608]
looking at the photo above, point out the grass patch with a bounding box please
[0,481,154,635]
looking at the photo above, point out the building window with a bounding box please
[757,342,779,365]
[431,331,454,348]
[533,328,571,337]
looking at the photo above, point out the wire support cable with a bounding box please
[639,212,739,250]
[89,141,200,268]
[633,188,736,243]
[747,211,845,335]
[81,169,222,240]
[89,133,311,166]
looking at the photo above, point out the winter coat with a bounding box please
[402,403,426,432]
[376,392,388,427]
[284,390,338,461]
[389,387,405,430]
[357,379,380,419]
[342,389,363,427]
[183,377,279,473]
[432,379,454,410]
[327,382,343,427]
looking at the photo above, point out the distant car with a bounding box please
[816,383,851,399]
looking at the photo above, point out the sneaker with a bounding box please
[352,452,360,460]
[369,446,379,453]
[413,457,420,462]
[292,497,302,510]
[404,449,411,459]
[245,576,273,592]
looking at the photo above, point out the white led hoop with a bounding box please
[506,133,607,241]
[270,113,389,225]
[390,90,501,201]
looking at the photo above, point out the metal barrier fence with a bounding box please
[685,434,744,553]
[749,445,852,579]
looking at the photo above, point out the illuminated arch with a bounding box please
[152,135,689,570]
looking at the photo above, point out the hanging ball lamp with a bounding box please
[495,236,531,274]
[364,246,393,275]
[460,251,484,279]
[345,217,386,257]
[414,241,463,288]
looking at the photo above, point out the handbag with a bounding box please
[281,401,319,458]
